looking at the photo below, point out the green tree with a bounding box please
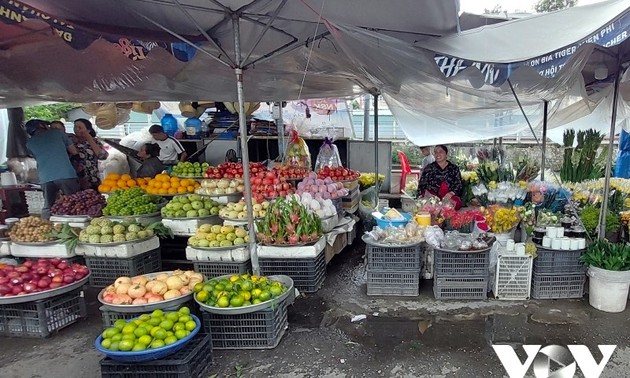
[23,103,79,121]
[484,5,503,14]
[534,0,577,13]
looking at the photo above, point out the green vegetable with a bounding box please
[581,240,630,271]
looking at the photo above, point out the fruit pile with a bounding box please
[194,273,288,308]
[101,270,203,305]
[99,307,197,352]
[8,217,61,243]
[78,218,154,244]
[255,197,322,245]
[102,187,159,216]
[160,194,223,218]
[99,173,148,193]
[204,162,267,179]
[273,165,311,180]
[187,224,249,248]
[51,189,107,217]
[250,171,295,202]
[145,174,200,196]
[287,193,338,219]
[195,178,244,196]
[317,166,360,181]
[0,258,90,297]
[297,172,349,200]
[219,198,270,220]
[171,161,210,177]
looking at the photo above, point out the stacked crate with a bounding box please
[365,238,423,297]
[493,253,534,300]
[531,247,586,299]
[433,247,490,300]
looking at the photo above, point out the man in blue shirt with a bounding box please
[25,119,80,219]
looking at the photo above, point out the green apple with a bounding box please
[198,209,210,217]
[197,239,210,247]
[198,224,213,233]
[175,210,186,218]
[209,240,220,247]
[235,228,247,238]
[182,203,193,212]
[233,237,245,245]
[226,233,237,242]
[215,234,226,242]
[186,210,199,218]
[204,201,214,209]
[210,207,219,215]
[191,201,204,210]
[171,202,184,211]
[210,225,222,234]
[220,240,233,247]
[188,237,200,247]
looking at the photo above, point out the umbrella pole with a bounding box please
[541,100,548,181]
[373,92,380,195]
[233,15,259,274]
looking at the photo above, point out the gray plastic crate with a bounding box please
[366,243,423,271]
[85,249,162,287]
[367,270,420,296]
[259,252,326,293]
[201,299,288,350]
[531,272,585,299]
[433,276,488,300]
[494,254,533,300]
[533,248,585,274]
[0,286,87,338]
[434,248,490,276]
[193,260,251,278]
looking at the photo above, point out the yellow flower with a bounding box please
[489,181,497,190]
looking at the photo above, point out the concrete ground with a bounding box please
[1,237,629,378]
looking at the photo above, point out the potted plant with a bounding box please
[581,240,630,313]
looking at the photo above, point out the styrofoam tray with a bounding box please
[10,242,76,258]
[185,245,250,262]
[0,241,11,256]
[257,236,326,259]
[162,216,221,236]
[75,236,160,258]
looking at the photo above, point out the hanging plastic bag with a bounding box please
[282,129,311,168]
[314,137,342,171]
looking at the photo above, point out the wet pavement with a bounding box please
[1,236,630,377]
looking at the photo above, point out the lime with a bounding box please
[138,314,151,322]
[270,286,283,297]
[193,282,204,293]
[166,312,179,322]
[109,341,120,351]
[111,333,123,342]
[178,315,192,324]
[173,322,186,332]
[151,339,165,349]
[185,320,197,331]
[121,334,136,341]
[241,281,253,291]
[133,319,143,326]
[122,324,137,335]
[151,309,164,318]
[202,284,214,293]
[239,291,252,301]
[166,331,174,337]
[118,340,134,351]
[134,327,148,338]
[259,291,271,301]
[224,282,233,291]
[252,298,262,304]
[164,335,178,345]
[154,329,167,340]
[113,319,127,330]
[149,326,162,337]
[230,295,245,307]
[174,329,188,340]
[216,296,230,308]
[251,288,262,299]
[132,343,147,351]
[149,317,162,326]
[159,320,174,331]
[102,327,119,339]
[101,338,112,349]
[138,335,152,346]
[214,284,225,291]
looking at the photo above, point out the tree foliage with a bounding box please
[534,0,577,13]
[23,103,79,122]
[484,5,503,14]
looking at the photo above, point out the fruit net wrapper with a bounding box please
[314,137,342,171]
[282,130,311,168]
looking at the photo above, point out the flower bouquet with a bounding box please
[483,205,521,235]
[443,208,483,233]
[416,195,453,226]
[461,171,479,205]
[520,202,537,239]
[537,208,561,227]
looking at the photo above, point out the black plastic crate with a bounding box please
[85,249,162,287]
[0,286,87,338]
[100,334,212,378]
[193,260,250,278]
[531,272,585,299]
[202,300,288,349]
[367,270,420,296]
[434,248,490,276]
[366,243,423,271]
[433,276,488,300]
[259,252,326,293]
[533,248,586,274]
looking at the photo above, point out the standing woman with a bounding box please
[418,145,463,210]
[72,118,109,190]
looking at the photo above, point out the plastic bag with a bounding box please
[282,130,311,168]
[314,138,342,171]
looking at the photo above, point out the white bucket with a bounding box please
[588,266,630,313]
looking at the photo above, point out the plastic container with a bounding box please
[367,270,420,296]
[100,334,212,378]
[434,248,490,276]
[494,254,533,300]
[259,252,326,293]
[587,266,630,313]
[433,276,488,300]
[373,212,412,229]
[533,247,585,274]
[161,113,179,137]
[184,117,202,139]
[531,272,585,299]
[193,260,250,278]
[0,286,87,338]
[85,249,162,287]
[366,243,423,271]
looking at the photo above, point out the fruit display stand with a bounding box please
[100,333,212,378]
[10,241,76,258]
[258,238,327,293]
[531,247,586,299]
[186,244,251,278]
[433,247,491,300]
[162,216,222,237]
[0,275,89,338]
[364,235,423,297]
[493,253,534,300]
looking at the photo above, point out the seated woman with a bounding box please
[136,143,165,178]
[418,145,463,210]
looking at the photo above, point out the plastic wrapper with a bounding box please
[424,226,444,248]
[283,130,311,168]
[365,224,425,245]
[314,138,342,171]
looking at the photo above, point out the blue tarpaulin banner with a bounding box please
[615,129,630,178]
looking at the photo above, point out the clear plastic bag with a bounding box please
[282,130,311,168]
[314,138,342,171]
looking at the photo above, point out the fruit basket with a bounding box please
[94,314,201,362]
[0,273,90,305]
[194,274,293,315]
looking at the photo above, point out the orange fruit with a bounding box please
[121,174,132,181]
[162,182,171,189]
[186,186,194,193]
[158,188,168,195]
[98,184,109,193]
[170,177,180,184]
[116,179,127,187]
[168,188,177,195]
[107,173,120,181]
[127,179,136,187]
[177,187,187,193]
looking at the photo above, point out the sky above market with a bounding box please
[459,0,605,13]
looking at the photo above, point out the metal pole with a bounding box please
[599,63,623,240]
[373,92,380,194]
[363,94,370,141]
[233,15,259,274]
[541,100,548,181]
[276,102,285,156]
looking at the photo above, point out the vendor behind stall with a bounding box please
[136,143,165,178]
[148,125,188,163]
[418,145,463,210]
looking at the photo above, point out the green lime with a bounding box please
[113,319,127,330]
[148,317,162,326]
[138,335,152,346]
[111,333,123,342]
[121,334,136,341]
[121,324,137,335]
[164,335,178,345]
[173,322,186,332]
[259,291,271,301]
[102,327,119,339]
[118,340,134,351]
[101,338,112,349]
[151,309,164,318]
[178,306,191,315]
[178,315,192,324]
[109,341,120,351]
[166,312,179,322]
[154,329,167,340]
[134,327,148,337]
[151,339,165,349]
[159,320,174,331]
[216,297,230,308]
[185,320,197,331]
[196,291,209,302]
[132,343,147,351]
[174,329,187,340]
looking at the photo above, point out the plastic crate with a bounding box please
[531,272,585,299]
[100,334,212,378]
[0,286,87,338]
[366,243,423,271]
[494,254,533,300]
[533,248,586,274]
[259,252,326,293]
[85,249,162,287]
[367,270,420,296]
[202,300,288,350]
[433,276,488,300]
[434,248,490,276]
[193,260,250,278]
